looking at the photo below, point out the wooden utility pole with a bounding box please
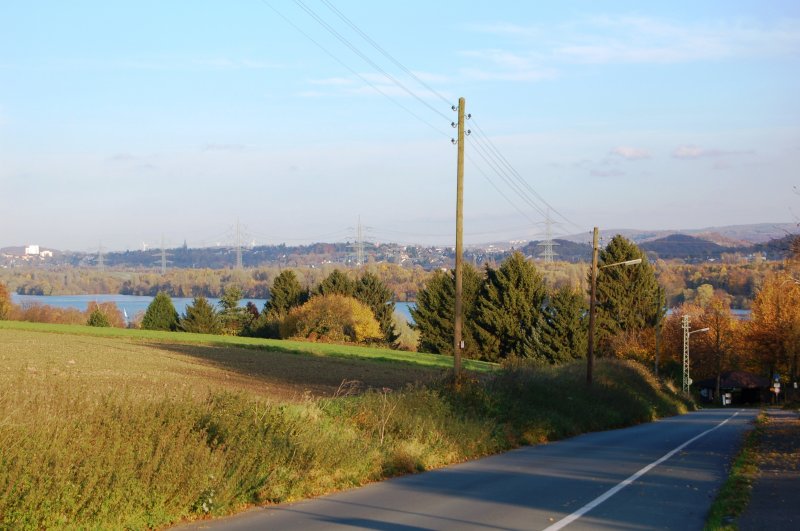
[654,286,663,379]
[587,226,599,386]
[453,96,465,378]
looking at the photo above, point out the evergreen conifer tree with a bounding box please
[314,269,356,297]
[264,270,307,319]
[354,271,398,345]
[86,307,110,327]
[593,235,665,356]
[411,263,482,357]
[540,286,588,364]
[141,291,179,331]
[474,252,547,361]
[180,296,221,334]
[218,285,246,335]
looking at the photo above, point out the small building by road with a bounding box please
[695,371,769,405]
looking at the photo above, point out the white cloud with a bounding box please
[468,15,800,66]
[458,50,557,81]
[672,145,753,159]
[610,146,651,160]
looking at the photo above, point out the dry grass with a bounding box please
[0,329,441,402]
[0,328,690,530]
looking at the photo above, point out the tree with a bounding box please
[0,282,13,320]
[704,295,740,402]
[474,252,547,361]
[264,270,307,319]
[86,301,125,328]
[746,272,800,381]
[180,296,221,334]
[86,307,110,327]
[281,294,382,344]
[218,285,247,336]
[410,263,483,358]
[594,235,664,357]
[540,286,588,364]
[314,269,356,297]
[355,271,398,345]
[141,291,179,331]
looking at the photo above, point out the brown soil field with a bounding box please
[0,329,443,401]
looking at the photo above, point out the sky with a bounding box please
[1,0,799,251]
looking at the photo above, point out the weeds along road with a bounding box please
[176,409,756,531]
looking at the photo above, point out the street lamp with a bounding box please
[586,226,643,386]
[682,315,709,395]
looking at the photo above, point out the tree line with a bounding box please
[1,257,778,311]
[133,269,404,347]
[2,233,797,388]
[412,236,663,364]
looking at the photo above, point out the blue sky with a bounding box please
[1,1,798,251]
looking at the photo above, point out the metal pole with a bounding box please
[587,227,599,386]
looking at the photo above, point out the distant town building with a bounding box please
[25,245,40,256]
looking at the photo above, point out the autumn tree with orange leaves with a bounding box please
[661,296,742,395]
[745,271,800,383]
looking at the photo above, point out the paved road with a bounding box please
[177,409,757,531]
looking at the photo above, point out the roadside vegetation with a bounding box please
[704,413,764,530]
[0,326,691,530]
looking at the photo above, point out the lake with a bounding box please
[10,294,416,323]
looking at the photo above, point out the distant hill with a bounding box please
[640,234,727,260]
[560,222,796,246]
[750,233,799,257]
[520,239,592,263]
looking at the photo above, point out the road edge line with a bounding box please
[542,410,741,531]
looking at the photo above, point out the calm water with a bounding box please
[10,294,416,323]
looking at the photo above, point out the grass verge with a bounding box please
[704,412,765,530]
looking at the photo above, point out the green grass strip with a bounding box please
[0,319,497,372]
[704,412,765,530]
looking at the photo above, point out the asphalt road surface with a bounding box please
[177,409,757,531]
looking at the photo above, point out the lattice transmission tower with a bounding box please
[537,210,559,263]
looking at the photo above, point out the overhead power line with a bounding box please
[470,118,581,230]
[318,0,452,108]
[294,0,451,121]
[262,1,577,237]
[261,0,449,137]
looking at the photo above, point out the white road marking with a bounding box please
[542,411,741,531]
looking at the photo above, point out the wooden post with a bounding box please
[587,227,599,386]
[454,97,465,378]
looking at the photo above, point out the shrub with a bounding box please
[0,282,12,320]
[86,301,125,328]
[281,294,383,343]
[86,308,110,327]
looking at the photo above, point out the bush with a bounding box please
[86,308,110,327]
[281,294,383,343]
[86,302,125,328]
[0,282,12,320]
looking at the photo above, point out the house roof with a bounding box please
[695,371,770,390]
